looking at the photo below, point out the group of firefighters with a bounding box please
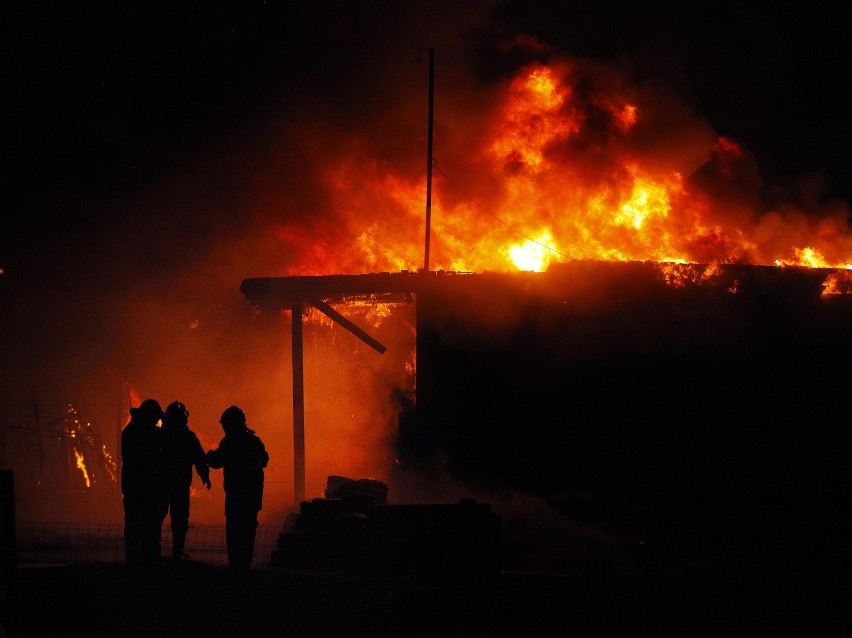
[119,399,269,572]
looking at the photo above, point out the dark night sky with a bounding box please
[1,1,851,500]
[4,1,851,247]
[5,1,851,258]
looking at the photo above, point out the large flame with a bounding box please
[272,51,850,276]
[222,43,852,502]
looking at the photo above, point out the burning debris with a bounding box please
[0,403,116,493]
[0,403,123,523]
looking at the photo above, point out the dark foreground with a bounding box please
[3,555,840,637]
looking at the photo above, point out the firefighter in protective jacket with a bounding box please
[206,405,269,570]
[161,400,211,561]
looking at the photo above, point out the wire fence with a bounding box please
[15,522,282,567]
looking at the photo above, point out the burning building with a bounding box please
[4,22,852,574]
[234,47,852,569]
[242,260,851,570]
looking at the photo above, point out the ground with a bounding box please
[4,551,840,637]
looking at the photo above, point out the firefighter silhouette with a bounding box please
[206,406,269,571]
[120,398,166,569]
[161,401,211,561]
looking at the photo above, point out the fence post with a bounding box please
[1,470,16,630]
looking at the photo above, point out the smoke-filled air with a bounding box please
[2,2,850,524]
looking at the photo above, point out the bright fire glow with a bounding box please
[504,230,557,271]
[272,54,851,277]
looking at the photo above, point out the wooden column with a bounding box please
[291,304,305,506]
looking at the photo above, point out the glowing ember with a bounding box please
[74,448,91,488]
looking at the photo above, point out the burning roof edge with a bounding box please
[240,260,851,311]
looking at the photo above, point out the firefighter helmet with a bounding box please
[164,401,189,424]
[219,405,246,426]
[130,398,164,422]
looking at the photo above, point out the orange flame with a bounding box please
[128,386,141,410]
[271,55,851,277]
[74,448,91,488]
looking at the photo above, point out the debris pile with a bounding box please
[271,476,501,579]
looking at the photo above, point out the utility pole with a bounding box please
[420,47,435,272]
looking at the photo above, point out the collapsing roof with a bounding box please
[241,261,850,309]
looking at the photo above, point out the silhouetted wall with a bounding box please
[410,263,851,562]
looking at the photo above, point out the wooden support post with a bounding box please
[291,304,306,506]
